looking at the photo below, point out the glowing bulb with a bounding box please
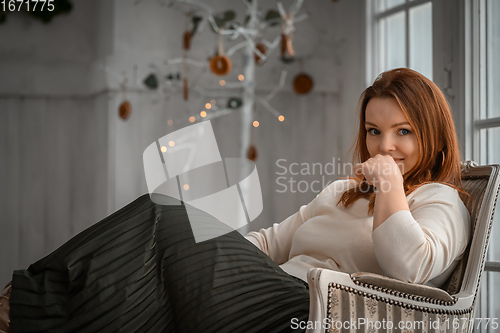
[183,184,190,191]
[168,141,175,147]
[238,74,244,81]
[167,119,173,126]
[205,103,212,109]
[278,115,285,122]
[161,146,167,153]
[210,99,216,105]
[253,121,260,128]
[220,80,226,86]
[189,116,196,122]
[200,111,207,118]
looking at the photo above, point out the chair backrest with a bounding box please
[440,161,500,298]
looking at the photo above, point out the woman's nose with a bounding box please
[379,135,396,153]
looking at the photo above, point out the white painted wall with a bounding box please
[0,0,366,285]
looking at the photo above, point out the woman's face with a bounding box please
[364,97,419,176]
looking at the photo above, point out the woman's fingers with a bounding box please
[353,164,364,180]
[354,155,402,186]
[354,163,373,185]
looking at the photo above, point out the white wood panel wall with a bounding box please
[0,95,109,285]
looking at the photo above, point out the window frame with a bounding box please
[366,0,434,86]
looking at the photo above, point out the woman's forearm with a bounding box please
[353,154,410,230]
[372,180,409,230]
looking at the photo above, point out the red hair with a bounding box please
[338,68,467,214]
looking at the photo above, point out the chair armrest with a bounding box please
[350,272,454,302]
[306,268,476,333]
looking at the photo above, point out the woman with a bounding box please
[247,68,470,287]
[1,68,470,333]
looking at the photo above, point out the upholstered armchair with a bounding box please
[306,161,500,333]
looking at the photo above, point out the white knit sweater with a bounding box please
[245,179,471,287]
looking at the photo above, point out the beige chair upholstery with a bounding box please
[306,161,500,333]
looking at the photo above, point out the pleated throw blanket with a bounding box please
[10,194,309,333]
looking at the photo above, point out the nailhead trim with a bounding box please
[327,282,472,316]
[350,276,458,306]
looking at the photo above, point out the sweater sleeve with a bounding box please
[245,179,354,265]
[372,183,471,284]
[245,201,316,265]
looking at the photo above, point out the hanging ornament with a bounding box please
[183,31,192,50]
[212,10,237,32]
[166,72,181,83]
[183,53,189,101]
[264,9,281,26]
[182,14,191,101]
[183,78,189,100]
[293,74,313,94]
[247,127,258,161]
[183,13,192,51]
[143,73,158,89]
[247,106,258,161]
[281,34,294,58]
[119,101,132,120]
[182,14,202,51]
[293,58,314,94]
[247,144,258,161]
[227,97,243,109]
[210,29,232,76]
[254,43,267,65]
[118,78,132,120]
[280,14,295,61]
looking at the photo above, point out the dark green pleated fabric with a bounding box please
[10,194,309,333]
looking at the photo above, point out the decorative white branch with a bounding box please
[164,58,205,67]
[226,41,248,57]
[263,34,282,50]
[266,69,287,101]
[239,31,267,60]
[277,2,287,17]
[277,0,305,35]
[290,0,304,17]
[131,0,306,130]
[241,0,252,11]
[99,65,127,84]
[257,97,281,118]
[191,85,243,98]
[294,13,308,23]
[173,0,214,14]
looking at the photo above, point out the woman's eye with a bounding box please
[399,129,411,135]
[367,128,380,135]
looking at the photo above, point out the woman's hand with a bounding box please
[353,154,404,192]
[353,154,409,229]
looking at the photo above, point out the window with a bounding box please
[367,0,433,84]
[469,0,500,331]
